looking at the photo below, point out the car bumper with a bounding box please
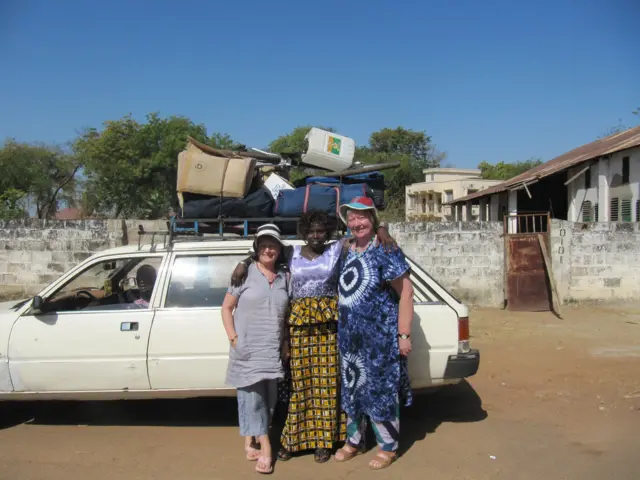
[443,349,480,379]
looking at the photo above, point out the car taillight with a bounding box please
[458,316,470,353]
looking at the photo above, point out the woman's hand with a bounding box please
[376,225,398,253]
[399,337,412,356]
[229,334,238,348]
[231,263,249,287]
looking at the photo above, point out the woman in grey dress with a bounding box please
[221,224,290,475]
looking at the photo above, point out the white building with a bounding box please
[405,168,502,221]
[447,126,640,227]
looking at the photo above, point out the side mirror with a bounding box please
[32,295,45,313]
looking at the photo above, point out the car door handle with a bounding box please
[121,322,139,332]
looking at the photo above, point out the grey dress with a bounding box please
[225,263,288,388]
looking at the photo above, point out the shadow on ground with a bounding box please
[0,380,487,457]
[398,380,487,456]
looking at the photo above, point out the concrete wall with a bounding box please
[389,222,505,306]
[550,219,640,303]
[1,218,639,307]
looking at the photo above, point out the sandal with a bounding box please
[334,444,361,463]
[245,439,262,461]
[245,446,261,461]
[368,450,397,470]
[314,448,331,463]
[255,456,273,474]
[277,447,292,462]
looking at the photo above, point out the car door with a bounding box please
[147,250,248,392]
[8,253,167,393]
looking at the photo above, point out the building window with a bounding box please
[594,204,599,222]
[422,197,427,213]
[430,174,434,181]
[581,201,592,222]
[585,168,591,189]
[444,190,453,203]
[637,200,640,222]
[621,199,632,222]
[610,197,619,222]
[622,157,630,184]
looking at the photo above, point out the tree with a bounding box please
[268,125,335,155]
[75,113,238,219]
[0,188,27,219]
[0,139,81,218]
[357,127,445,217]
[478,159,543,180]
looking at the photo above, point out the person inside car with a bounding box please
[132,265,157,307]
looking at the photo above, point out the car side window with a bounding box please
[165,254,247,308]
[42,256,163,313]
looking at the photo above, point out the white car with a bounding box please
[0,239,479,401]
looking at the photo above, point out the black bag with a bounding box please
[180,187,274,219]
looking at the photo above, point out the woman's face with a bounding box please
[305,222,329,250]
[257,237,282,266]
[346,210,375,241]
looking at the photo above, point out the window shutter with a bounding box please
[581,201,592,222]
[610,198,619,222]
[621,199,632,222]
[594,204,599,222]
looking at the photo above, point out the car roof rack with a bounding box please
[137,216,303,250]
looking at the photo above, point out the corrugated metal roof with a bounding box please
[448,125,640,205]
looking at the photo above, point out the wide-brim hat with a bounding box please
[339,196,379,227]
[253,223,287,251]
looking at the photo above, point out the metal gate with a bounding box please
[504,213,552,312]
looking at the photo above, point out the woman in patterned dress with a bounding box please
[333,196,414,470]
[230,210,397,463]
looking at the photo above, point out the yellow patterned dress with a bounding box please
[279,242,347,452]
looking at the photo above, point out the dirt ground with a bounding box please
[0,305,639,480]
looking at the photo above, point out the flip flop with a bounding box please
[255,456,273,474]
[245,446,261,461]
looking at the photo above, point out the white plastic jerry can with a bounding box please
[302,128,355,172]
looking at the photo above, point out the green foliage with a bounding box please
[0,139,81,218]
[268,125,334,155]
[477,159,543,180]
[75,113,237,219]
[356,128,445,214]
[0,188,27,219]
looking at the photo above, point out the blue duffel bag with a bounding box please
[300,172,385,210]
[275,185,340,217]
[274,184,373,217]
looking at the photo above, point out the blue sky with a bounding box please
[0,0,638,168]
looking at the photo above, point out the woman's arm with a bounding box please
[221,293,240,347]
[376,223,398,252]
[230,257,252,287]
[390,273,414,356]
